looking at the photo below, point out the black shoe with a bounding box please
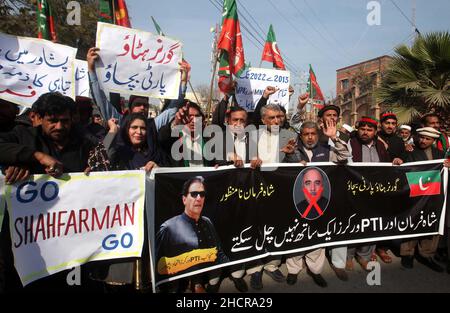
[307,269,327,288]
[401,256,414,269]
[415,254,444,273]
[250,271,263,290]
[264,269,285,283]
[286,273,298,285]
[230,276,248,293]
[434,249,448,263]
[206,281,221,293]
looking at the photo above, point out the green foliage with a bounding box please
[376,31,450,128]
[0,0,99,59]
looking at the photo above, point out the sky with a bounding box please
[125,0,450,101]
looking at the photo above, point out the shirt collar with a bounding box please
[182,212,202,224]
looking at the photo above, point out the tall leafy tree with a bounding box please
[0,0,98,59]
[377,31,450,129]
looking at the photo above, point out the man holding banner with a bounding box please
[348,116,391,271]
[247,103,298,290]
[287,120,351,285]
[0,92,96,183]
[0,92,98,291]
[401,127,447,272]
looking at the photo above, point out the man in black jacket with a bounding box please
[378,111,406,165]
[0,92,97,182]
[401,127,447,273]
[0,92,98,292]
[156,176,228,293]
[287,121,351,286]
[375,111,407,263]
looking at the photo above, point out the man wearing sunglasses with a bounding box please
[156,176,228,293]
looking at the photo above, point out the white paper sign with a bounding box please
[75,59,90,97]
[0,32,77,107]
[95,22,182,99]
[5,171,145,286]
[236,67,290,111]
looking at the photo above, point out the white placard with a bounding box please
[4,171,145,286]
[75,59,90,97]
[0,32,77,107]
[236,67,290,111]
[95,22,182,99]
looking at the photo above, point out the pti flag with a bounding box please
[37,0,57,42]
[308,64,325,108]
[98,0,131,27]
[261,24,286,70]
[217,0,246,93]
[406,170,441,197]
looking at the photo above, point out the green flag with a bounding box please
[37,0,57,42]
[151,16,165,36]
[406,170,441,197]
[307,64,325,108]
[98,0,114,23]
[217,0,246,93]
[261,24,286,70]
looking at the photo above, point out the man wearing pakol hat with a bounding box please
[340,124,354,136]
[399,124,414,147]
[421,113,449,152]
[401,126,449,272]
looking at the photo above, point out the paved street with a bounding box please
[217,251,450,293]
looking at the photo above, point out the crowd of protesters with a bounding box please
[0,46,449,294]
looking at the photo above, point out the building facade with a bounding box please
[334,56,392,126]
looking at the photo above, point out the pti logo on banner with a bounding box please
[406,170,441,197]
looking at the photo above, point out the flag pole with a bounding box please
[307,64,313,120]
[206,52,219,126]
[206,24,219,125]
[112,0,116,24]
[188,80,201,105]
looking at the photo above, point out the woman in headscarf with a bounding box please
[91,113,168,293]
[106,113,168,171]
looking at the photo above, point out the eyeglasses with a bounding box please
[189,191,206,198]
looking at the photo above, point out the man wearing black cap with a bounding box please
[317,104,350,144]
[312,103,354,281]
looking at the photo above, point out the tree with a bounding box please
[195,84,220,109]
[376,31,450,129]
[0,0,98,59]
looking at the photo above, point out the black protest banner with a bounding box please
[149,160,447,287]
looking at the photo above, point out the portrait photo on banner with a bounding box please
[155,175,229,282]
[293,167,331,221]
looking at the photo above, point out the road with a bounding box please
[217,251,450,293]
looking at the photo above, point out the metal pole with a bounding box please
[188,80,201,105]
[206,52,219,125]
[206,24,219,125]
